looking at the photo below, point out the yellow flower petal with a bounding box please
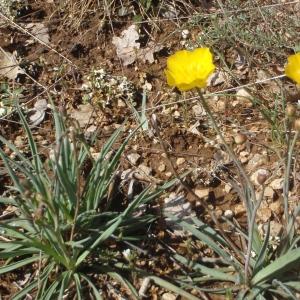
[285,52,300,85]
[165,48,215,91]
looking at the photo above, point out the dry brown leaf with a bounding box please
[0,48,24,80]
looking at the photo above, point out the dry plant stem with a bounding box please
[283,131,299,227]
[244,186,265,284]
[196,89,256,210]
[151,115,244,263]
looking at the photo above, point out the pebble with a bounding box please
[224,209,234,220]
[158,163,166,172]
[181,29,189,39]
[269,201,282,215]
[173,110,180,118]
[264,186,274,198]
[224,184,232,193]
[247,154,268,171]
[176,157,186,166]
[162,293,177,300]
[234,203,245,216]
[270,178,284,190]
[192,104,206,117]
[236,88,253,107]
[117,99,126,107]
[257,206,272,223]
[194,188,210,199]
[165,172,172,178]
[270,221,283,237]
[127,153,141,165]
[14,136,23,148]
[137,164,152,176]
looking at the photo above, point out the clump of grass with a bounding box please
[0,103,177,298]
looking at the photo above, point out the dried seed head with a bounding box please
[234,133,247,145]
[295,119,300,131]
[257,169,270,185]
[286,104,296,118]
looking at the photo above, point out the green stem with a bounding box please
[196,89,256,211]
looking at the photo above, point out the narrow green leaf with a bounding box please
[108,272,139,300]
[149,276,199,300]
[173,253,237,282]
[254,221,270,274]
[252,248,300,285]
[0,255,42,274]
[81,274,103,300]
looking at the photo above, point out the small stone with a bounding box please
[269,201,282,215]
[127,153,141,165]
[264,186,274,198]
[117,99,126,107]
[224,209,234,220]
[215,209,223,218]
[192,104,206,117]
[194,188,210,199]
[181,29,189,39]
[137,164,152,176]
[176,157,186,166]
[14,136,23,148]
[165,172,172,178]
[224,184,232,193]
[270,221,283,237]
[234,204,245,216]
[257,206,272,223]
[162,293,177,300]
[247,154,268,171]
[236,88,253,107]
[216,100,227,112]
[270,178,284,190]
[173,110,180,118]
[158,163,166,172]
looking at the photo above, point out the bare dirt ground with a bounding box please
[0,0,300,299]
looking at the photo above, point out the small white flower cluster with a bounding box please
[81,68,135,107]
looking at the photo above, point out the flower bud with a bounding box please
[295,119,300,131]
[234,133,247,145]
[257,169,269,185]
[286,104,296,118]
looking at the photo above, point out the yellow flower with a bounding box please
[285,52,300,85]
[165,48,215,91]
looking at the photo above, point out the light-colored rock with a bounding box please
[264,186,274,198]
[234,204,245,216]
[247,154,268,171]
[194,188,210,199]
[270,221,283,237]
[158,163,166,172]
[137,164,152,176]
[181,29,189,39]
[127,153,140,165]
[165,172,172,178]
[176,157,186,166]
[257,206,272,223]
[270,178,284,190]
[162,293,177,300]
[173,110,180,118]
[192,104,206,117]
[224,184,232,193]
[236,88,253,107]
[117,99,126,107]
[269,201,282,215]
[224,209,234,220]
